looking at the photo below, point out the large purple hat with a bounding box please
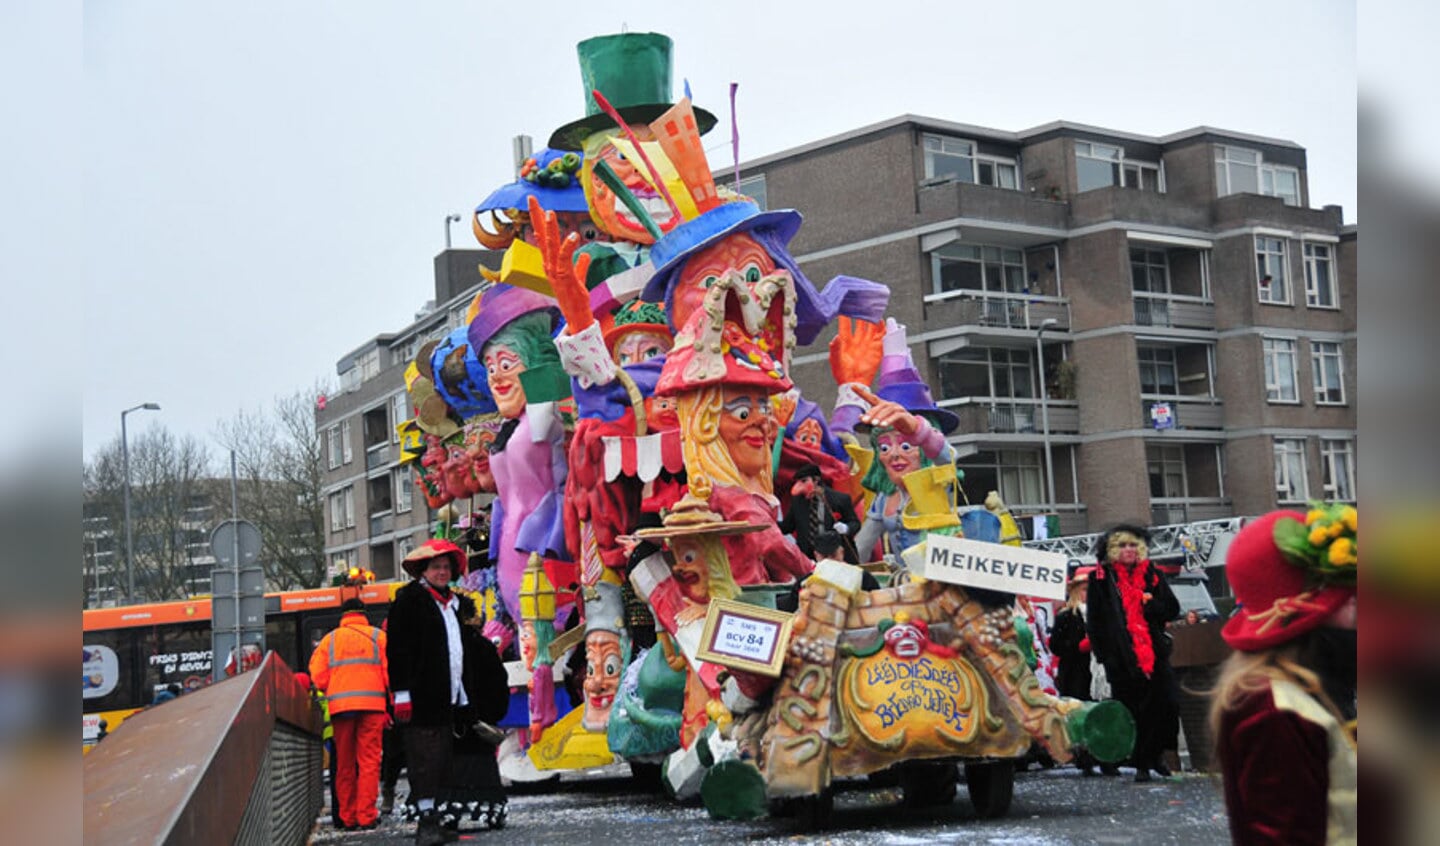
[466,284,562,355]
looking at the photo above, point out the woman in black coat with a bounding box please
[1085,524,1180,782]
[387,539,509,844]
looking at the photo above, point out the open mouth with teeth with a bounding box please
[586,693,614,711]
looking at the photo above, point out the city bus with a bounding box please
[82,582,396,752]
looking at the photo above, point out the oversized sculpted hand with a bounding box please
[852,384,921,437]
[828,316,884,387]
[528,195,594,333]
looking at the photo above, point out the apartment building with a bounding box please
[746,116,1355,535]
[316,250,501,581]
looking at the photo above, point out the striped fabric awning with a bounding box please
[602,430,685,482]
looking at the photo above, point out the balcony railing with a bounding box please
[942,398,1080,435]
[925,290,1071,332]
[1140,396,1225,430]
[365,442,392,472]
[369,511,393,538]
[1150,498,1234,527]
[1133,294,1216,330]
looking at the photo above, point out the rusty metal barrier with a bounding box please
[84,651,323,845]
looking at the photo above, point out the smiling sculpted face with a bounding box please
[582,630,623,728]
[483,342,527,420]
[584,130,679,245]
[876,429,921,487]
[718,388,775,482]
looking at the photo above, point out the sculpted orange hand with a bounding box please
[527,195,594,332]
[853,385,920,436]
[829,316,885,387]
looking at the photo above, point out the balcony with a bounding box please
[917,180,1070,234]
[1141,397,1224,430]
[369,511,394,538]
[925,291,1071,333]
[365,442,393,472]
[1133,294,1216,331]
[1150,498,1234,526]
[1068,185,1211,229]
[942,398,1080,436]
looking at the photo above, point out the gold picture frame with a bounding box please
[696,598,796,678]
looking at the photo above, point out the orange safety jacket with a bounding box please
[309,612,389,716]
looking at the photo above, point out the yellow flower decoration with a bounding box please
[1329,537,1356,566]
[1341,506,1357,533]
[1306,509,1326,526]
[1309,526,1329,546]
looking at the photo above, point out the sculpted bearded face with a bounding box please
[876,429,921,487]
[718,388,775,483]
[581,630,623,729]
[668,538,711,605]
[483,342,527,420]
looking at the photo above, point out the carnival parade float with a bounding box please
[395,30,1134,827]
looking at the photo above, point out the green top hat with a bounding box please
[548,32,717,151]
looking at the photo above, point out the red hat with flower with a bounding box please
[1221,503,1357,652]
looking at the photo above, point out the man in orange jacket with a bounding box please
[310,598,389,830]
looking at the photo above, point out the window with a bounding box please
[1216,145,1301,206]
[329,491,344,533]
[1273,438,1309,502]
[1255,236,1291,304]
[1263,338,1299,403]
[358,349,381,382]
[394,465,413,514]
[396,534,417,560]
[327,425,342,469]
[738,175,768,210]
[1304,243,1337,308]
[344,487,355,528]
[341,419,353,464]
[331,549,357,578]
[1320,439,1355,501]
[924,135,975,182]
[937,348,1033,401]
[1146,445,1188,498]
[1074,142,1162,193]
[1311,341,1345,405]
[1130,248,1170,294]
[932,244,1026,295]
[341,366,361,393]
[923,135,1018,189]
[1075,141,1122,192]
[391,394,408,444]
[1137,346,1179,395]
[955,450,1044,507]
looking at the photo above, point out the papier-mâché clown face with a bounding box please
[876,429,922,487]
[463,422,500,494]
[442,442,479,501]
[718,388,776,482]
[882,617,930,660]
[671,233,788,351]
[794,417,824,451]
[483,343,527,419]
[645,394,679,431]
[582,130,680,245]
[582,630,623,727]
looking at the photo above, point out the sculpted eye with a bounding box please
[604,655,621,675]
[587,660,596,676]
[582,227,598,241]
[878,443,891,454]
[702,275,719,290]
[744,264,762,284]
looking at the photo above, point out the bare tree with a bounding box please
[214,383,329,591]
[84,427,217,602]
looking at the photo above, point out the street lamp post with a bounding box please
[1035,319,1058,508]
[444,213,462,250]
[122,402,161,604]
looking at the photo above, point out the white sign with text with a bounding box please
[922,534,1069,600]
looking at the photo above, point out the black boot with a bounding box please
[415,811,447,846]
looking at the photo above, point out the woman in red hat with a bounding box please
[1210,504,1357,845]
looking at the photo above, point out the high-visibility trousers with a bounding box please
[331,711,388,826]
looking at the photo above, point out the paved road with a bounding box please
[312,763,1229,845]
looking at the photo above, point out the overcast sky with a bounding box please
[74,0,1360,460]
